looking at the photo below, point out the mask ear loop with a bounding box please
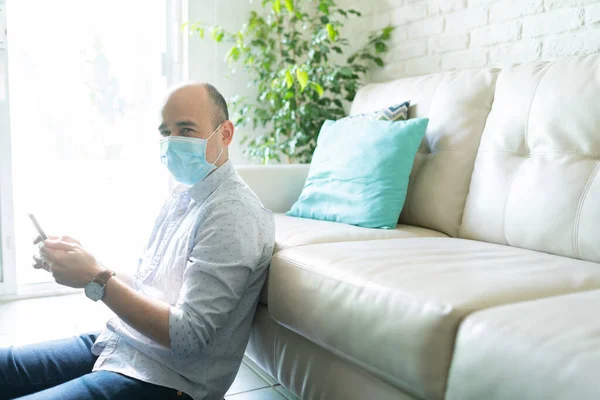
[207,123,224,166]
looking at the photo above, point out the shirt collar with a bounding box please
[172,160,234,205]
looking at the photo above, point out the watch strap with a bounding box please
[92,269,116,287]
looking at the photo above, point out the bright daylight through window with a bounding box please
[5,0,170,288]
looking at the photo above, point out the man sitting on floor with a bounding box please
[0,82,275,400]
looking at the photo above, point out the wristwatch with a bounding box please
[84,269,116,302]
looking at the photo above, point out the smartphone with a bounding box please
[27,213,48,241]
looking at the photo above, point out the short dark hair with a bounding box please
[204,83,229,128]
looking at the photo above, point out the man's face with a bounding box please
[158,85,223,164]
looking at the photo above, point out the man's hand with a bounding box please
[37,236,104,288]
[33,235,170,347]
[32,235,76,272]
[32,234,60,272]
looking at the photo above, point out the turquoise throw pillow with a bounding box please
[287,118,429,229]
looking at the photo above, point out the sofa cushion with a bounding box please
[351,69,499,237]
[267,238,600,400]
[447,289,600,400]
[461,54,600,263]
[274,214,448,252]
[247,306,416,400]
[260,215,448,305]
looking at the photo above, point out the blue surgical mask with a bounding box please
[160,124,224,185]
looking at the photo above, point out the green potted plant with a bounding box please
[187,0,393,164]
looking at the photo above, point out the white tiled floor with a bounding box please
[0,293,298,400]
[224,358,298,400]
[226,387,289,400]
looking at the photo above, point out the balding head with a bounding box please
[159,82,235,168]
[204,83,229,127]
[163,82,229,129]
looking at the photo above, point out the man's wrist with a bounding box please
[84,268,116,302]
[101,274,126,305]
[87,264,106,284]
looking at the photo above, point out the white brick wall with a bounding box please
[522,7,584,37]
[585,2,600,23]
[342,0,600,81]
[489,0,543,23]
[471,21,520,47]
[445,7,488,33]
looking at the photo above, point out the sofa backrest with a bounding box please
[351,69,499,237]
[461,54,600,263]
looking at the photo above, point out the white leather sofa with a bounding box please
[236,53,600,400]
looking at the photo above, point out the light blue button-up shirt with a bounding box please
[91,161,275,400]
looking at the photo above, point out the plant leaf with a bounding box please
[375,42,387,53]
[284,0,294,13]
[273,0,282,14]
[296,69,309,91]
[189,26,205,38]
[318,3,330,15]
[339,67,353,77]
[382,26,394,40]
[326,23,338,41]
[211,28,224,42]
[374,57,384,67]
[285,70,294,88]
[312,82,324,97]
[226,47,241,62]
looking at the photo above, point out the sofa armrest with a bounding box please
[236,164,310,213]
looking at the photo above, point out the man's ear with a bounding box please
[221,120,235,146]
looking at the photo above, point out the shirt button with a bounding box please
[177,391,183,396]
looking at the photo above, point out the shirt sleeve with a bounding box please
[167,199,264,363]
[104,199,266,369]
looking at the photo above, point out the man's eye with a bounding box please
[160,131,170,137]
[181,128,193,133]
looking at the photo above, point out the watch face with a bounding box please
[85,282,104,301]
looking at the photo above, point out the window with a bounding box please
[0,2,16,295]
[0,0,184,295]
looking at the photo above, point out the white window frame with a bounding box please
[165,0,189,87]
[0,0,17,297]
[0,0,188,300]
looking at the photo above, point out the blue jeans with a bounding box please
[0,332,192,400]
